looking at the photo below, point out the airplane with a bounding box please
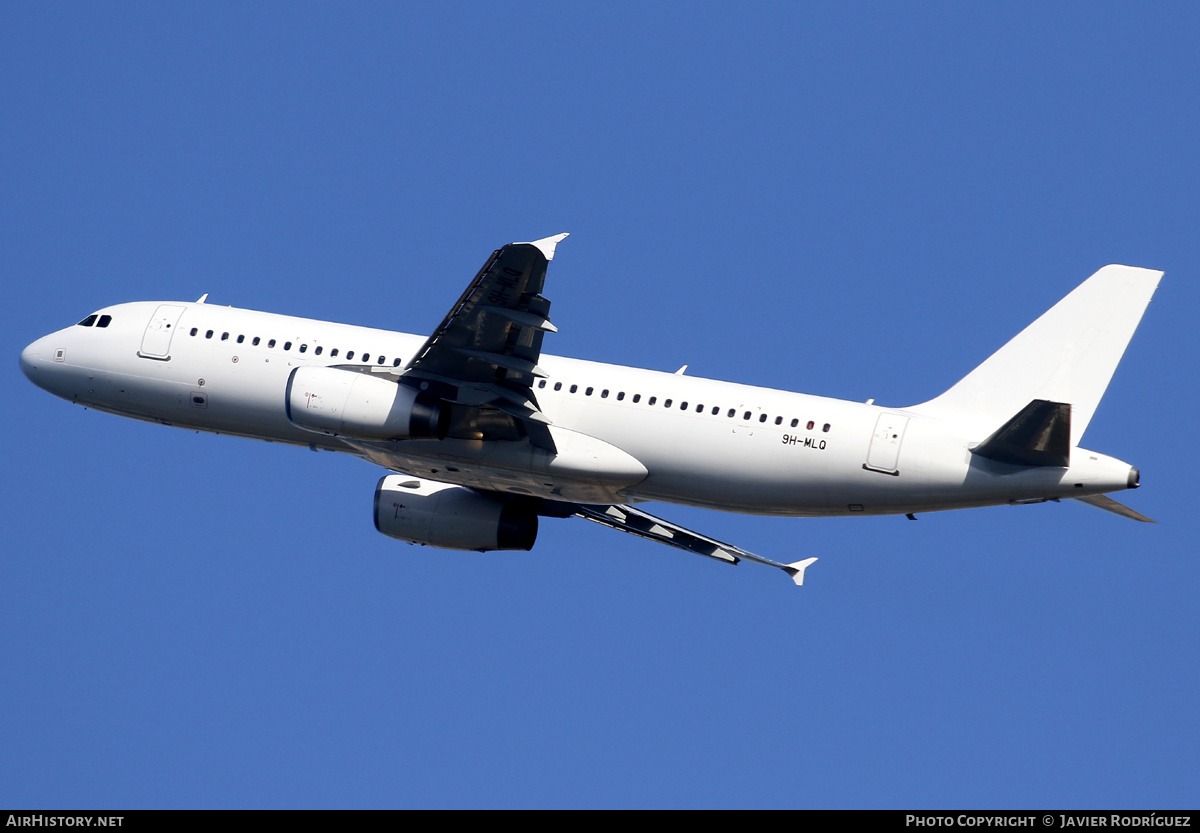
[19,235,1161,585]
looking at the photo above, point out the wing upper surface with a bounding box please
[406,235,566,387]
[402,235,567,445]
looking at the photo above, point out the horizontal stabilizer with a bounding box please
[1074,494,1156,523]
[972,399,1071,467]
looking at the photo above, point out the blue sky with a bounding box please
[3,3,1198,809]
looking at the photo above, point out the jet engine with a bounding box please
[374,475,538,552]
[286,366,448,441]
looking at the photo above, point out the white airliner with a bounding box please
[20,235,1160,585]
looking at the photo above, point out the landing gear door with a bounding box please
[865,413,909,475]
[139,304,186,360]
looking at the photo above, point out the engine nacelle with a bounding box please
[286,366,448,441]
[374,475,538,552]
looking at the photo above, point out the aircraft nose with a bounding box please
[19,339,42,383]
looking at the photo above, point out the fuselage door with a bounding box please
[865,413,909,475]
[138,304,186,360]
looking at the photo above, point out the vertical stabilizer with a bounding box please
[911,265,1162,446]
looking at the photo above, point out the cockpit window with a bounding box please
[77,314,98,327]
[96,315,112,328]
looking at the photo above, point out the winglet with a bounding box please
[525,233,569,261]
[783,557,819,586]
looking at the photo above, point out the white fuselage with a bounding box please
[20,300,1137,517]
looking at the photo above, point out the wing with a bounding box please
[568,502,819,586]
[402,234,568,447]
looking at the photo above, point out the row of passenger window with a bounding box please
[536,378,832,432]
[188,326,403,367]
[180,322,827,431]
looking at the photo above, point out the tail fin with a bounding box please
[911,264,1162,446]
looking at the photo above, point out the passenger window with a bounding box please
[252,337,261,346]
[97,315,112,328]
[570,384,578,393]
[283,341,291,350]
[378,355,386,364]
[823,423,831,432]
[77,315,98,327]
[632,394,641,403]
[648,397,657,405]
[362,354,371,363]
[206,330,214,339]
[759,413,768,423]
[679,401,687,410]
[393,358,402,367]
[221,332,230,341]
[601,389,609,398]
[346,351,354,360]
[664,399,672,408]
[775,416,782,425]
[711,406,718,415]
[330,348,338,357]
[268,339,276,348]
[617,392,625,401]
[585,387,593,396]
[315,346,323,355]
[237,335,245,344]
[728,409,735,418]
[807,420,815,430]
[791,418,798,428]
[554,382,562,391]
[743,411,751,420]
[299,344,308,353]
[190,328,198,336]
[538,380,547,389]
